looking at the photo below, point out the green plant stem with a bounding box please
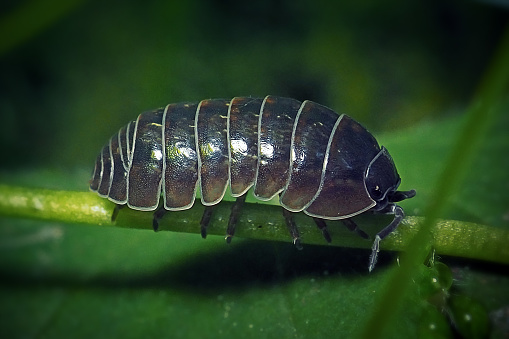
[0,184,508,265]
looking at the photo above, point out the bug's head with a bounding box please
[365,147,416,212]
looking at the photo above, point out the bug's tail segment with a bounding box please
[127,109,165,211]
[89,153,102,192]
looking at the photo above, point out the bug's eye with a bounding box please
[370,185,383,200]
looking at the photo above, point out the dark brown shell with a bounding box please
[90,95,383,220]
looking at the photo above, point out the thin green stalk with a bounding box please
[0,185,508,265]
[358,25,509,339]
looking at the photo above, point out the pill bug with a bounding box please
[90,95,416,271]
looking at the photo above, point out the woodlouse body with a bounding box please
[90,95,415,271]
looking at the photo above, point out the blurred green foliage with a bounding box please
[0,0,506,168]
[0,0,508,338]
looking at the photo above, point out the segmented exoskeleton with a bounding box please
[90,95,415,271]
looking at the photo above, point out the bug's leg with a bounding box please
[111,204,125,222]
[152,206,167,232]
[368,205,405,272]
[282,209,303,250]
[225,193,247,244]
[200,206,215,239]
[341,218,369,239]
[313,218,332,243]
